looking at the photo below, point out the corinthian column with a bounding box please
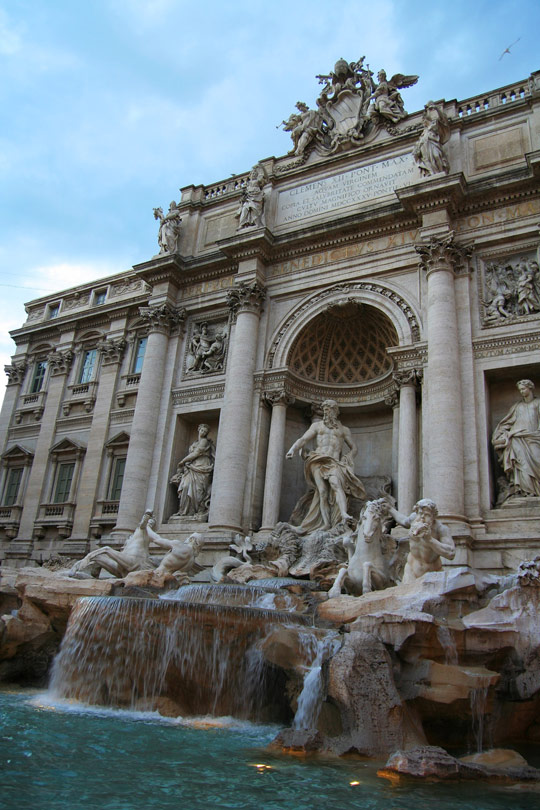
[393,369,421,516]
[208,281,266,532]
[113,304,185,536]
[260,391,295,530]
[416,232,471,516]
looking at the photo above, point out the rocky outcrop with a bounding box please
[379,745,540,783]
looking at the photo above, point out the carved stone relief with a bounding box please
[481,253,540,325]
[185,319,228,377]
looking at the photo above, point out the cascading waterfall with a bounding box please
[50,595,311,722]
[470,686,489,753]
[292,630,340,730]
[436,624,458,666]
[161,583,299,612]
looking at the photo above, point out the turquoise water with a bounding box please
[1,688,538,810]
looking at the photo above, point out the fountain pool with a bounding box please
[1,688,535,810]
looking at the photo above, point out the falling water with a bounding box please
[161,583,299,612]
[470,686,489,753]
[292,631,341,730]
[436,624,458,666]
[50,596,308,721]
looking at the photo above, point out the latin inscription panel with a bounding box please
[276,153,418,226]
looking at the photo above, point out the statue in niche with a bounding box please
[153,201,182,254]
[369,69,418,124]
[286,399,366,534]
[413,101,450,176]
[170,424,215,519]
[386,499,456,583]
[187,323,227,374]
[483,257,540,322]
[492,379,540,499]
[236,164,267,228]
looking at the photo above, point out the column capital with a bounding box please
[416,231,472,277]
[384,388,399,409]
[227,281,266,320]
[97,337,127,366]
[393,368,423,389]
[4,360,27,386]
[47,349,73,377]
[138,303,187,334]
[264,390,295,408]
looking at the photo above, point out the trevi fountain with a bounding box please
[2,56,540,809]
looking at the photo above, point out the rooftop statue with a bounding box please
[492,379,540,499]
[413,101,450,176]
[279,57,418,160]
[369,69,418,124]
[153,201,182,254]
[286,399,366,533]
[235,163,267,228]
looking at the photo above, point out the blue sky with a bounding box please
[0,0,538,404]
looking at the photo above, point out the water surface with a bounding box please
[1,688,537,810]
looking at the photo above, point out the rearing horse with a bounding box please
[328,498,392,597]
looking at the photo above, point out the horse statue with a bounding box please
[328,498,395,597]
[68,510,156,579]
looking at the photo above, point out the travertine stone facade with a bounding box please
[1,69,539,571]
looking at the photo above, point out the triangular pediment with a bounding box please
[2,444,34,462]
[50,437,86,455]
[105,431,130,448]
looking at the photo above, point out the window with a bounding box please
[48,303,60,319]
[132,338,147,374]
[79,349,97,383]
[3,468,23,506]
[30,361,47,393]
[94,290,107,306]
[53,462,75,503]
[108,457,126,501]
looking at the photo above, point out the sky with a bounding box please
[0,0,538,405]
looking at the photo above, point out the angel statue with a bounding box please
[153,201,182,254]
[369,69,418,124]
[413,101,450,177]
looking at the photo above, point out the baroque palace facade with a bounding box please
[1,62,539,571]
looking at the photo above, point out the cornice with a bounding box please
[472,330,540,359]
[172,382,225,406]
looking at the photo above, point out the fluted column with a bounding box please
[394,369,421,515]
[260,391,295,530]
[416,232,471,515]
[209,281,266,532]
[113,304,185,535]
[70,338,127,539]
[16,349,74,540]
[384,388,400,503]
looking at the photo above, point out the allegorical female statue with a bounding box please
[492,379,540,498]
[171,424,215,518]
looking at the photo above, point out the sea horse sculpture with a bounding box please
[328,498,393,597]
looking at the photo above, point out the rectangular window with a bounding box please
[30,361,47,393]
[79,349,97,383]
[3,467,23,506]
[94,290,107,306]
[54,462,75,503]
[109,457,126,501]
[132,338,147,374]
[48,304,60,319]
